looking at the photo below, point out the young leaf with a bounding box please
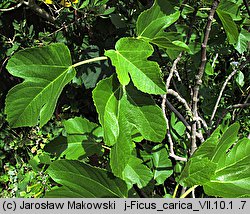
[46,160,128,197]
[180,123,250,197]
[211,123,239,163]
[235,29,250,54]
[5,43,76,127]
[62,117,103,159]
[151,37,191,53]
[204,138,250,197]
[105,37,166,95]
[236,71,245,87]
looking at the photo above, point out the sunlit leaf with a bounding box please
[46,160,128,197]
[235,29,250,54]
[105,38,166,95]
[5,43,75,127]
[136,1,180,39]
[93,74,166,183]
[205,62,214,75]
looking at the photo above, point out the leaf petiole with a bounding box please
[172,184,179,198]
[180,185,199,198]
[72,56,108,68]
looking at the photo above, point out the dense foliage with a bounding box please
[0,0,249,198]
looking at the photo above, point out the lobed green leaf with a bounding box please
[46,160,128,198]
[105,38,166,95]
[5,43,75,127]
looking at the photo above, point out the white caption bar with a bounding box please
[0,199,249,214]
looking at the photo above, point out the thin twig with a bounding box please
[191,0,220,155]
[45,17,83,38]
[211,53,219,68]
[243,0,250,17]
[244,91,250,104]
[196,120,204,143]
[165,100,204,142]
[167,88,207,140]
[167,89,192,116]
[215,102,250,127]
[0,0,24,12]
[180,185,199,198]
[209,69,238,126]
[23,0,56,23]
[161,97,187,162]
[0,57,9,74]
[228,58,250,121]
[166,52,183,90]
[162,51,187,161]
[229,103,250,109]
[197,115,208,133]
[166,99,191,129]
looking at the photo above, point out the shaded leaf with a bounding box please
[170,113,186,140]
[44,136,67,157]
[216,9,239,44]
[123,157,153,189]
[63,117,103,159]
[218,0,242,21]
[152,145,173,185]
[151,37,190,53]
